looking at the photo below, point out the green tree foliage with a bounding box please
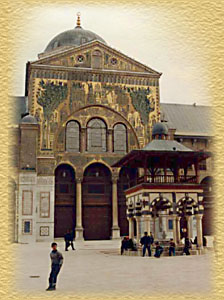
[37,80,68,119]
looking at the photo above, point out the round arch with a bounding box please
[82,162,112,240]
[54,104,140,152]
[54,164,76,238]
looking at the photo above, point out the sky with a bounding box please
[11,4,211,105]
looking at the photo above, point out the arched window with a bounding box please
[113,123,127,153]
[66,121,80,152]
[87,118,107,152]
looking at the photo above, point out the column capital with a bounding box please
[112,175,119,183]
[76,177,83,183]
[195,214,203,220]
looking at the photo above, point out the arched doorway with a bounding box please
[118,167,137,236]
[201,176,213,235]
[54,164,76,238]
[82,163,112,240]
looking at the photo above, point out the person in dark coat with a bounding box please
[154,241,163,258]
[121,237,129,255]
[128,238,137,251]
[64,230,75,251]
[46,242,63,291]
[169,238,176,256]
[183,237,191,255]
[140,232,153,257]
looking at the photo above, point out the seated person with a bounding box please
[183,237,191,255]
[128,238,137,251]
[169,238,176,256]
[121,237,128,255]
[154,242,163,258]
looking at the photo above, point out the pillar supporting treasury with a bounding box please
[75,177,84,240]
[186,215,193,239]
[128,217,134,239]
[143,214,151,234]
[111,176,120,239]
[176,216,181,244]
[153,216,157,240]
[172,214,177,244]
[196,214,203,249]
[135,216,142,243]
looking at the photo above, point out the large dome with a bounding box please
[44,17,106,53]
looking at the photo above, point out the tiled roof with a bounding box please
[142,139,193,152]
[160,103,212,137]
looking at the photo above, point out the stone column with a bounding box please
[143,215,151,234]
[176,216,181,244]
[107,129,113,153]
[111,176,120,239]
[186,215,193,239]
[172,215,177,244]
[196,214,203,249]
[75,178,84,240]
[80,128,86,153]
[128,217,134,239]
[135,216,141,243]
[153,216,157,240]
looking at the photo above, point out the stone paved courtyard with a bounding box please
[12,240,214,298]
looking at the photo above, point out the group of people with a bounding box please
[140,232,164,258]
[46,230,206,291]
[121,231,201,258]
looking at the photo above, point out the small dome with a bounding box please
[152,122,168,136]
[20,114,38,124]
[44,26,106,53]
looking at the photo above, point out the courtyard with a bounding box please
[12,240,214,298]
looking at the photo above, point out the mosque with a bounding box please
[9,15,213,244]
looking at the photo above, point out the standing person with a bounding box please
[46,242,63,291]
[183,237,191,255]
[169,238,176,256]
[64,230,71,251]
[140,232,152,257]
[154,241,163,258]
[69,229,75,250]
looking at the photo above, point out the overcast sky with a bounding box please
[11,4,211,105]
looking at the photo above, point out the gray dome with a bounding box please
[20,114,38,124]
[152,122,168,136]
[44,26,107,53]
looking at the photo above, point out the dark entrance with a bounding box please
[118,167,137,236]
[54,164,76,238]
[82,163,112,240]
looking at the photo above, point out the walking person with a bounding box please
[154,241,163,258]
[64,229,75,251]
[69,229,75,250]
[169,238,176,256]
[46,242,63,291]
[140,232,153,257]
[64,230,71,251]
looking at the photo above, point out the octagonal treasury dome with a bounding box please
[44,14,107,53]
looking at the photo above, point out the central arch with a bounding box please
[82,163,112,240]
